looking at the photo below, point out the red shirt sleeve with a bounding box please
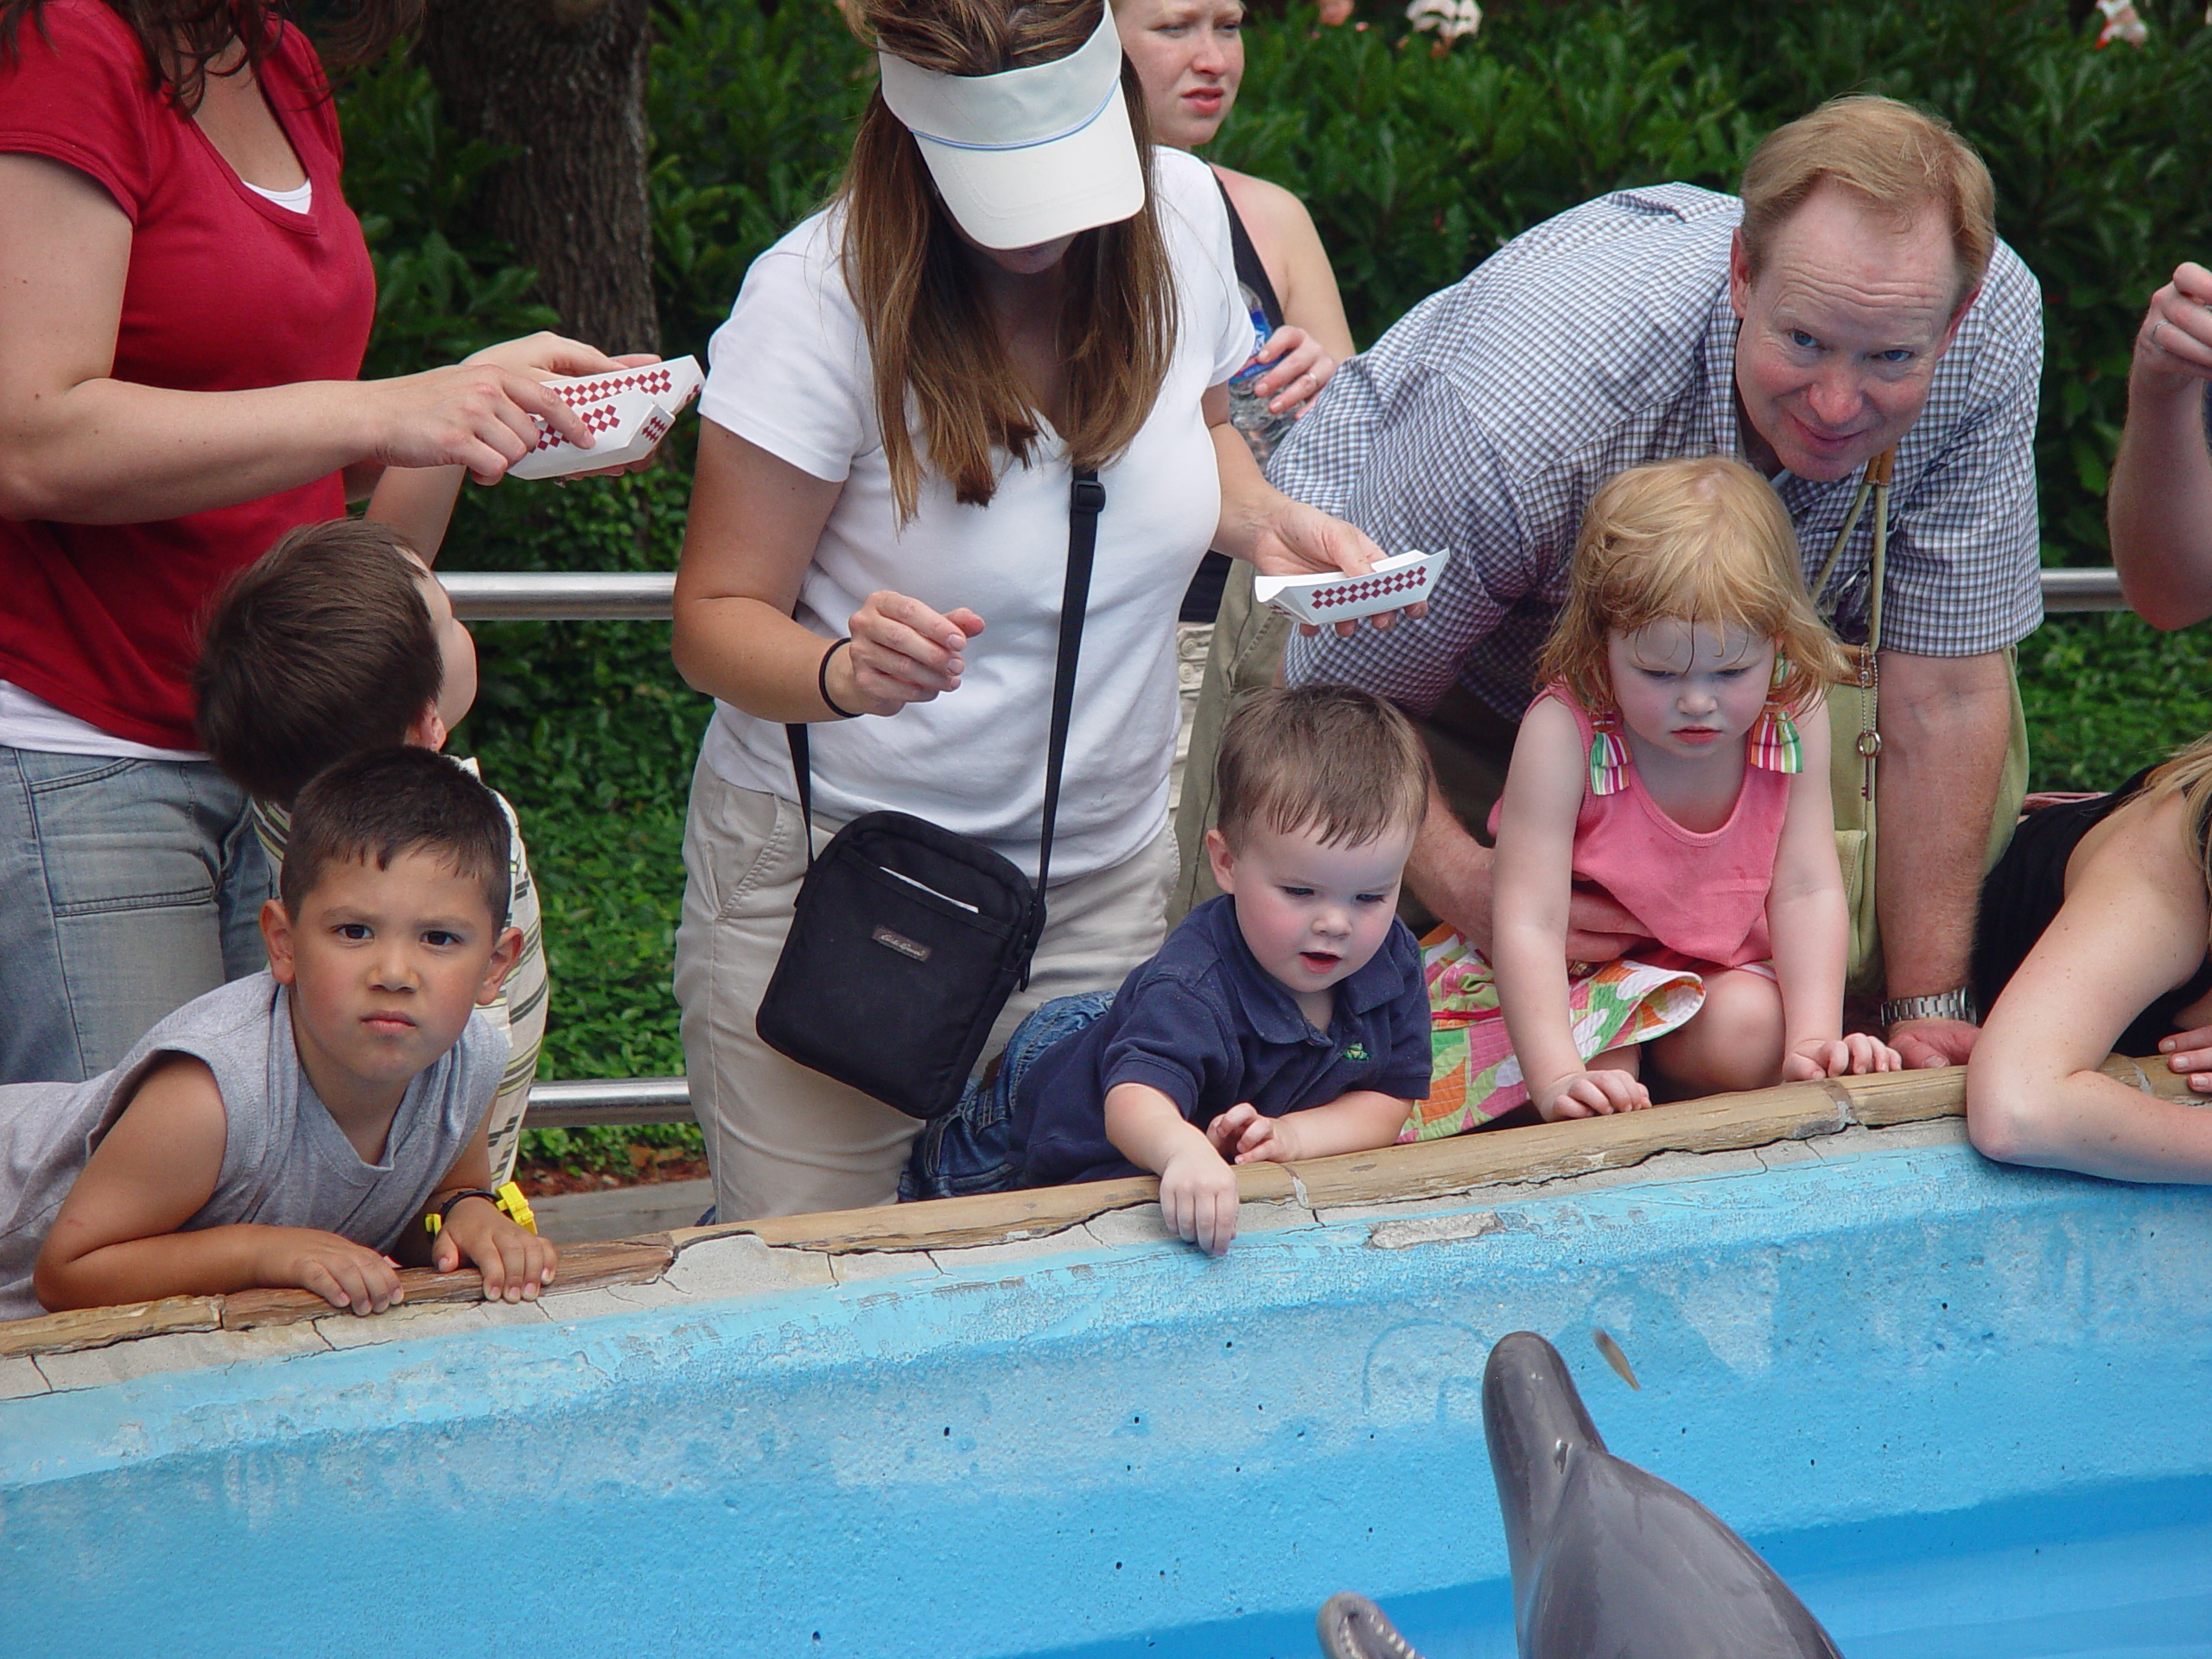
[0,3,377,752]
[0,0,167,219]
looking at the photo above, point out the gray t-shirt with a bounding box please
[0,972,504,1321]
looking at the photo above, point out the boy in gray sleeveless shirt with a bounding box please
[2,749,556,1322]
[194,518,549,1190]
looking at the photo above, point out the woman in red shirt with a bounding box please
[0,0,630,1082]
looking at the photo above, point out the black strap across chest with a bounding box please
[786,467,1103,903]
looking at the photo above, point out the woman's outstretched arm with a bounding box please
[2109,263,2212,630]
[1967,789,2212,1180]
[0,154,606,525]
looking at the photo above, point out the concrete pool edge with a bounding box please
[3,1111,1977,1477]
[0,1052,2184,1399]
[10,1109,2210,1659]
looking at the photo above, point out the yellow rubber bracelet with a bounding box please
[494,1180,537,1236]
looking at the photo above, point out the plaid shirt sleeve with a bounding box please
[1273,337,1541,716]
[1873,243,2046,658]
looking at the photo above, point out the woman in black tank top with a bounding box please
[1113,0,1357,620]
[1967,739,2212,1184]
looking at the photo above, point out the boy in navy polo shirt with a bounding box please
[905,685,1432,1254]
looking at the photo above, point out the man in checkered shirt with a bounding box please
[1199,95,2043,1072]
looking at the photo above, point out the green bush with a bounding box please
[334,47,559,379]
[325,0,2212,1126]
[2020,612,2212,791]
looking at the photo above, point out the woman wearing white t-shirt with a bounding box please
[671,0,1405,1222]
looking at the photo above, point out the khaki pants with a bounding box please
[676,755,1177,1224]
[1170,560,1292,920]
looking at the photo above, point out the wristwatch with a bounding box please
[1880,988,1976,1028]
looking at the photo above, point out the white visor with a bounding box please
[877,10,1143,251]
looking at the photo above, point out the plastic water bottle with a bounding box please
[1226,298,1294,465]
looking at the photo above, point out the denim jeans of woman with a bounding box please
[0,748,270,1084]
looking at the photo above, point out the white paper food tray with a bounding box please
[1251,549,1448,626]
[506,355,702,481]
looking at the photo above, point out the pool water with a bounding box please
[7,1131,2212,1657]
[1026,1477,2212,1658]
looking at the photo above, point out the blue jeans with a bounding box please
[0,748,272,1084]
[900,991,1114,1202]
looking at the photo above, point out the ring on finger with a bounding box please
[2153,319,2168,351]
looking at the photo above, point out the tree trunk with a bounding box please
[416,0,659,355]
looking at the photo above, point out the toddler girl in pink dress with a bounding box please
[1487,456,1901,1121]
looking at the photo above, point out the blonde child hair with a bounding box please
[1535,454,1850,714]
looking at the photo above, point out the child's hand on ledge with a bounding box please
[432,1200,559,1302]
[262,1229,406,1316]
[1534,1069,1650,1121]
[1159,1142,1241,1257]
[1206,1102,1294,1165]
[1784,1034,1904,1082]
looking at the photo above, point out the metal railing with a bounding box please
[2037,569,2128,613]
[444,571,676,620]
[480,563,2134,1128]
[526,1076,694,1129]
[446,566,2132,623]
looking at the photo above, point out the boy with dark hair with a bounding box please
[906,684,1434,1254]
[3,749,555,1321]
[193,519,547,1185]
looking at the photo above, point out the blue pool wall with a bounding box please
[4,1134,2211,1656]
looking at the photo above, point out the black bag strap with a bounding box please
[1034,467,1103,899]
[788,720,815,867]
[785,467,1103,891]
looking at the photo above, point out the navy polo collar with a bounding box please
[1195,896,1407,1045]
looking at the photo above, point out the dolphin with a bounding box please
[1484,1330,1842,1657]
[1315,1332,1841,1659]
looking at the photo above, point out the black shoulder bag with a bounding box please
[753,469,1104,1120]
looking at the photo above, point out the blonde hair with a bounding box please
[1216,685,1431,850]
[839,0,1178,524]
[2144,735,2212,889]
[1537,456,1851,714]
[1740,94,1995,306]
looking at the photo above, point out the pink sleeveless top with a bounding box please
[1491,684,1792,969]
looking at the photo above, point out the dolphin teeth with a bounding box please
[1315,1592,1427,1659]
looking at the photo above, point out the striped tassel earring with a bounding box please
[1588,709,1631,796]
[1748,658,1802,774]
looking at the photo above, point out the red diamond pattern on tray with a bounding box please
[1311,569,1428,608]
[537,399,625,450]
[550,367,678,409]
